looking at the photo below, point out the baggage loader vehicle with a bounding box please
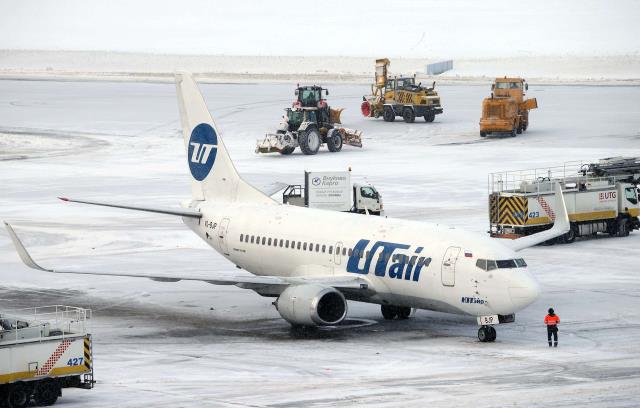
[0,306,94,407]
[489,157,640,242]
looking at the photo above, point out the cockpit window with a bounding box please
[476,258,526,271]
[496,259,517,268]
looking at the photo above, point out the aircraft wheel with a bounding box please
[383,106,395,122]
[478,326,493,342]
[326,129,343,152]
[487,326,497,342]
[299,128,320,155]
[397,307,412,319]
[402,107,415,123]
[381,305,398,320]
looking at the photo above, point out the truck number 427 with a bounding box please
[67,357,83,366]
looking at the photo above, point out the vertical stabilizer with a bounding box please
[175,73,274,204]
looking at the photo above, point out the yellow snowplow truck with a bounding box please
[361,58,443,123]
[479,77,537,137]
[489,157,640,243]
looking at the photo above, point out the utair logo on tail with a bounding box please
[188,123,218,181]
[346,239,432,282]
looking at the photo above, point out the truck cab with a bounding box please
[353,183,383,215]
[492,78,527,103]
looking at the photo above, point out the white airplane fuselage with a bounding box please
[186,201,540,318]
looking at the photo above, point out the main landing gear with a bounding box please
[381,305,412,320]
[478,325,497,342]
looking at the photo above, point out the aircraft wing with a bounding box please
[4,222,370,295]
[503,183,570,251]
[57,197,202,218]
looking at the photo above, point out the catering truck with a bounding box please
[282,171,383,215]
[489,157,640,243]
[0,306,94,407]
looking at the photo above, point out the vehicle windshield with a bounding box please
[397,78,415,88]
[286,109,303,129]
[476,258,527,271]
[299,89,321,107]
[495,82,521,89]
[360,186,378,199]
[625,187,638,205]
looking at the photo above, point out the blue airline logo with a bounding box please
[346,239,431,282]
[188,123,218,181]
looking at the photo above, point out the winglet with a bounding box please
[505,183,570,251]
[3,222,50,271]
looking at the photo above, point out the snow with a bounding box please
[1,79,640,406]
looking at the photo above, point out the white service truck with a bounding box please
[282,171,383,215]
[0,306,94,407]
[489,157,640,243]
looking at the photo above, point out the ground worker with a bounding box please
[544,307,560,347]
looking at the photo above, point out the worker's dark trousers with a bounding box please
[547,325,558,347]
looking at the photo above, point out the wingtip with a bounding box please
[58,197,69,202]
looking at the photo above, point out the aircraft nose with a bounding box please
[508,272,540,310]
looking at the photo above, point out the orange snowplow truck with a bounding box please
[479,77,537,137]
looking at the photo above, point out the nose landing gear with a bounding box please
[478,325,497,342]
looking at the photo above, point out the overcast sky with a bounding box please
[1,0,639,58]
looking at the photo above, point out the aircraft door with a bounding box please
[334,241,343,265]
[218,218,230,255]
[441,246,461,287]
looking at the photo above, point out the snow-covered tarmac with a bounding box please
[1,79,639,407]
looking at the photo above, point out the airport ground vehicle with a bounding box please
[361,58,443,123]
[282,171,383,215]
[489,157,640,242]
[479,77,537,137]
[256,85,362,155]
[0,306,94,407]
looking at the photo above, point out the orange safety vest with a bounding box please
[544,314,560,326]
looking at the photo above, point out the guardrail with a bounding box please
[0,305,91,345]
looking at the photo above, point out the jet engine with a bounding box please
[275,284,347,326]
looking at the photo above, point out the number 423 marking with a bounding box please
[67,357,83,366]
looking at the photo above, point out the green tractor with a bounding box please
[256,85,362,155]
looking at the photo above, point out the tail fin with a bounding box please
[175,73,274,204]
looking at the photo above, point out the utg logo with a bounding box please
[188,123,218,181]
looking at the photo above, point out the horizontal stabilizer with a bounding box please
[58,197,201,218]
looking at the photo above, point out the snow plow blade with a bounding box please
[330,108,343,124]
[337,127,363,148]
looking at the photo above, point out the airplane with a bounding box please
[4,73,570,342]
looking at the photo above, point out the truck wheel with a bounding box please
[523,121,528,131]
[424,112,435,122]
[480,131,487,137]
[510,126,517,137]
[34,380,60,406]
[402,107,415,123]
[326,129,343,152]
[299,128,320,155]
[563,226,576,243]
[618,218,630,237]
[383,106,395,122]
[279,146,295,155]
[516,125,523,134]
[5,383,29,408]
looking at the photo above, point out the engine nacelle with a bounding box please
[275,284,347,326]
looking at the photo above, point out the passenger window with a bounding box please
[348,248,352,256]
[476,259,487,271]
[309,243,314,251]
[286,240,290,248]
[329,246,333,254]
[256,236,260,244]
[315,244,320,252]
[297,242,301,250]
[303,242,307,250]
[262,237,266,245]
[250,236,255,244]
[342,247,347,256]
[240,234,244,242]
[279,239,284,247]
[322,245,326,253]
[487,260,497,271]
[267,238,272,245]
